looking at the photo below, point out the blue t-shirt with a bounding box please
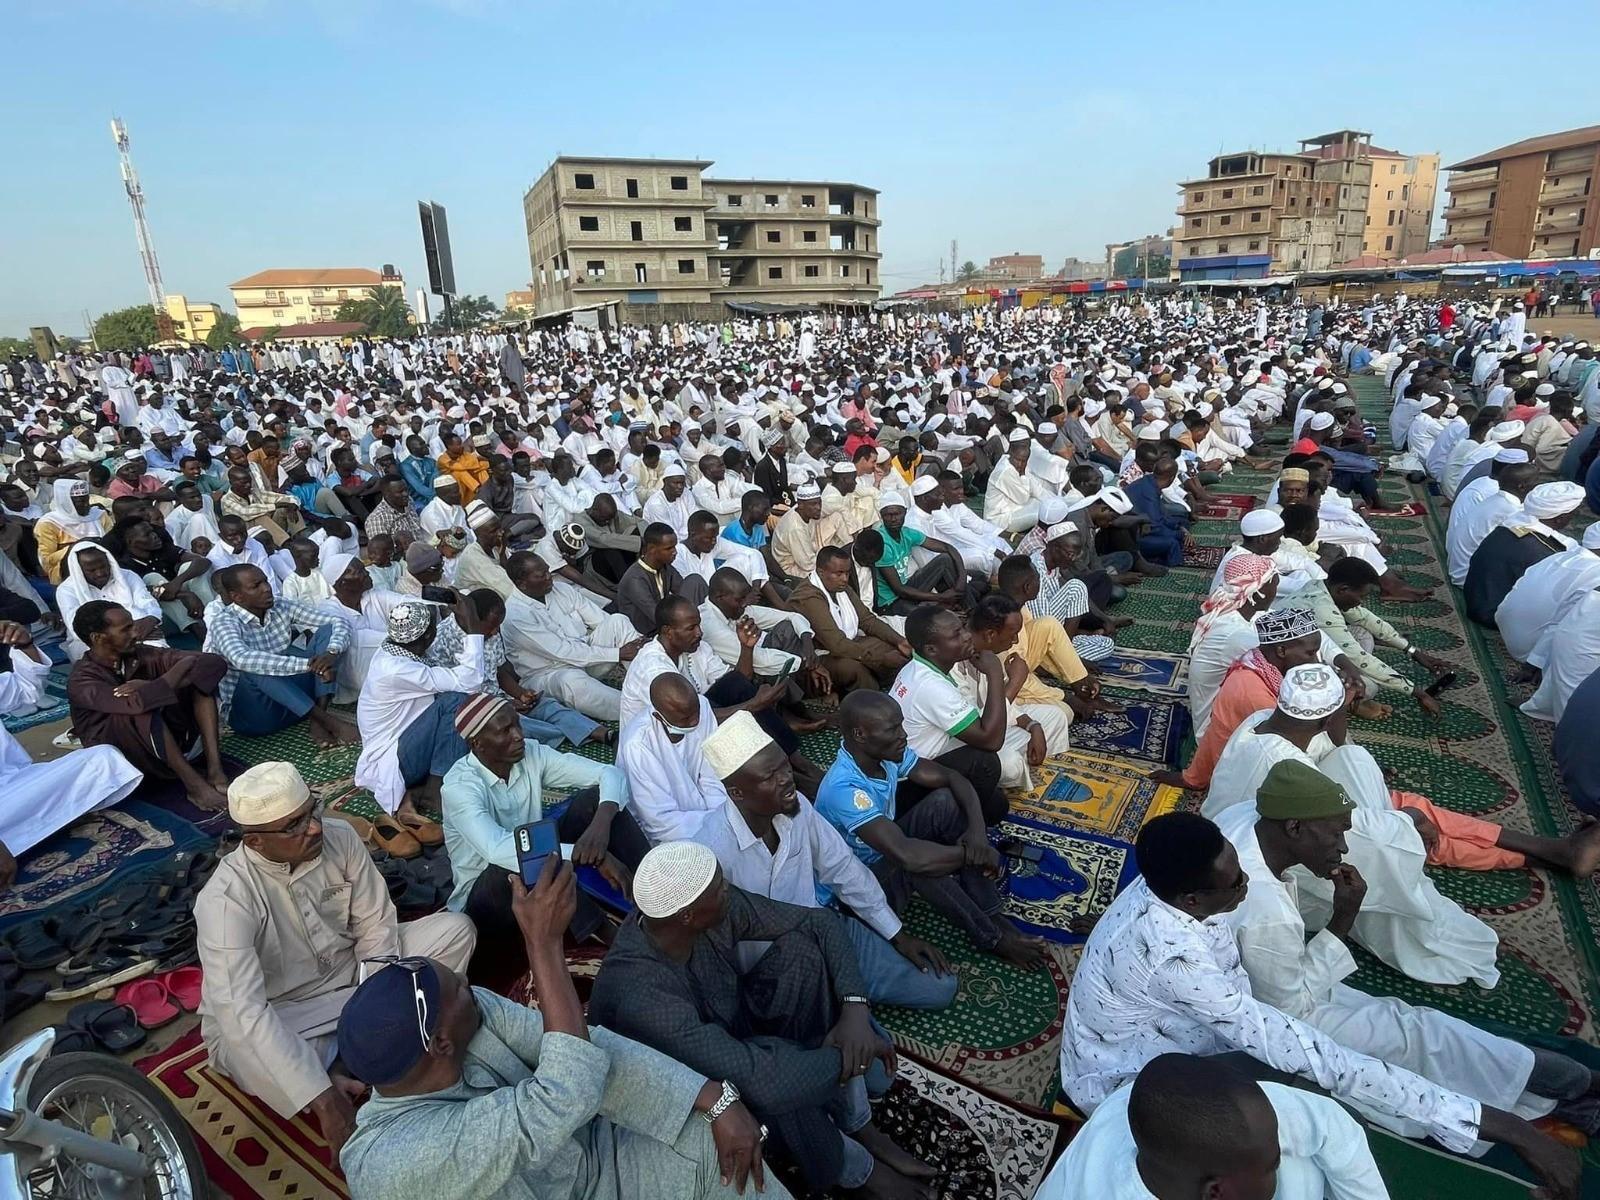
[720,519,768,549]
[815,747,919,866]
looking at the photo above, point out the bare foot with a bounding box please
[585,726,616,745]
[309,711,359,747]
[855,1123,937,1180]
[1353,699,1393,720]
[992,929,1050,969]
[1566,822,1600,877]
[185,781,229,811]
[206,767,232,792]
[1135,561,1169,578]
[855,1158,935,1200]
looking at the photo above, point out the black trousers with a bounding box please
[462,786,650,991]
[706,670,800,757]
[588,546,634,586]
[897,744,1007,825]
[880,556,986,616]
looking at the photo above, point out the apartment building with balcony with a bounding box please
[522,157,880,317]
[1442,125,1600,259]
[1173,131,1373,280]
[229,267,405,329]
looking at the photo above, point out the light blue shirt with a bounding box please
[441,741,629,910]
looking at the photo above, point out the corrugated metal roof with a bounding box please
[230,268,388,289]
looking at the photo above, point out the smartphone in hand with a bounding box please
[514,818,561,888]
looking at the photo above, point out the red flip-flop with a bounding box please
[115,977,180,1029]
[162,966,203,1013]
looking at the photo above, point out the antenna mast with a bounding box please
[111,118,165,312]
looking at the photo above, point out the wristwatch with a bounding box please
[842,994,871,1008]
[702,1079,740,1124]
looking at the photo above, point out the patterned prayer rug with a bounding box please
[1063,695,1189,766]
[1193,492,1257,521]
[137,1012,1069,1200]
[1009,750,1183,843]
[1090,649,1189,696]
[1179,540,1225,571]
[0,800,212,930]
[1,664,69,733]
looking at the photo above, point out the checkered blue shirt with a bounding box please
[207,599,352,720]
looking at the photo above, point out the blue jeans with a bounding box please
[518,695,599,748]
[395,692,471,787]
[840,912,958,1010]
[229,625,338,736]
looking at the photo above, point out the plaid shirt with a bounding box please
[208,598,352,719]
[364,501,425,544]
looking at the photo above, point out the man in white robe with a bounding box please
[1206,665,1500,988]
[1445,452,1534,585]
[1218,762,1598,1146]
[614,672,728,844]
[1036,1053,1387,1200]
[1497,524,1600,669]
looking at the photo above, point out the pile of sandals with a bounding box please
[0,847,218,1022]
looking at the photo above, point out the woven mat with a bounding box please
[1091,649,1189,696]
[1193,492,1258,521]
[1065,692,1189,766]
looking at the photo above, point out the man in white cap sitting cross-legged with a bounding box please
[195,760,476,1155]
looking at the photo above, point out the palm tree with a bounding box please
[358,285,413,337]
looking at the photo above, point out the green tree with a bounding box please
[334,285,412,338]
[437,294,499,330]
[0,337,32,358]
[956,260,980,281]
[205,313,242,350]
[93,305,160,351]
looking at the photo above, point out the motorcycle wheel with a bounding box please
[22,1051,207,1199]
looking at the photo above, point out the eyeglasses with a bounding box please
[360,956,433,1054]
[263,800,324,838]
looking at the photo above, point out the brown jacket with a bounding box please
[787,578,902,662]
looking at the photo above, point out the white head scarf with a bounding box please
[38,479,107,539]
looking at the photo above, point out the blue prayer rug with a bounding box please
[1091,650,1190,697]
[1066,696,1190,766]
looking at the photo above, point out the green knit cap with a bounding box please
[1255,760,1355,821]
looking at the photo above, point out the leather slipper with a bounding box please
[324,810,374,843]
[116,977,181,1029]
[66,1000,146,1054]
[5,923,69,971]
[370,814,422,859]
[395,812,444,847]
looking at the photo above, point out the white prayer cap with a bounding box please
[1494,446,1530,464]
[877,493,907,512]
[1037,495,1070,525]
[701,711,774,781]
[662,462,687,479]
[1045,522,1076,543]
[466,500,497,530]
[121,448,144,462]
[1240,510,1285,537]
[1196,402,1215,418]
[1583,524,1600,551]
[318,552,356,587]
[1037,421,1059,435]
[1535,382,1556,397]
[1523,481,1585,519]
[875,447,891,463]
[1307,412,1335,431]
[910,475,940,498]
[1083,399,1106,419]
[1488,420,1526,443]
[1006,429,1031,443]
[925,414,947,432]
[827,461,855,476]
[633,840,719,919]
[795,482,822,501]
[1277,664,1345,721]
[1097,486,1133,515]
[228,761,311,827]
[432,474,457,488]
[1136,425,1164,441]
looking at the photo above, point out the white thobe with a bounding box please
[1522,589,1600,723]
[697,601,808,677]
[1496,546,1600,669]
[500,581,636,720]
[1206,713,1500,988]
[953,658,1069,788]
[1035,1079,1388,1200]
[419,498,468,542]
[614,700,727,844]
[618,637,730,731]
[983,461,1048,534]
[641,489,695,538]
[1444,478,1515,585]
[928,504,1009,572]
[354,635,485,814]
[1219,806,1549,1150]
[0,650,141,853]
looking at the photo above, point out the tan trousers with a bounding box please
[1016,614,1087,709]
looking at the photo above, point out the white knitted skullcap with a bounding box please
[634,840,719,919]
[228,761,311,827]
[700,711,774,781]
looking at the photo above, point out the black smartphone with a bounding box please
[1423,671,1458,697]
[996,837,1044,863]
[420,585,458,605]
[514,819,561,888]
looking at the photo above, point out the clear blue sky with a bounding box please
[3,0,1596,336]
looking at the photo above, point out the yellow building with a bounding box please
[229,266,406,330]
[1356,146,1439,261]
[162,294,225,343]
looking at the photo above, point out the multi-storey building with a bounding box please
[163,294,225,343]
[229,267,405,329]
[1174,131,1381,279]
[1442,125,1600,260]
[1354,146,1439,261]
[522,157,880,318]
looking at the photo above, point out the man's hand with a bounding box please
[823,1004,892,1084]
[749,682,786,711]
[308,1084,358,1156]
[960,828,1002,875]
[1412,649,1451,674]
[0,622,32,649]
[1480,1108,1580,1200]
[696,1087,767,1196]
[509,856,577,948]
[569,804,614,867]
[972,648,1002,677]
[1024,720,1046,767]
[802,664,832,696]
[130,616,162,641]
[891,931,951,977]
[453,592,480,636]
[894,638,913,659]
[736,616,761,649]
[1399,806,1440,857]
[111,680,153,699]
[618,636,649,664]
[1413,686,1441,717]
[595,852,633,898]
[307,653,338,682]
[1327,863,1368,936]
